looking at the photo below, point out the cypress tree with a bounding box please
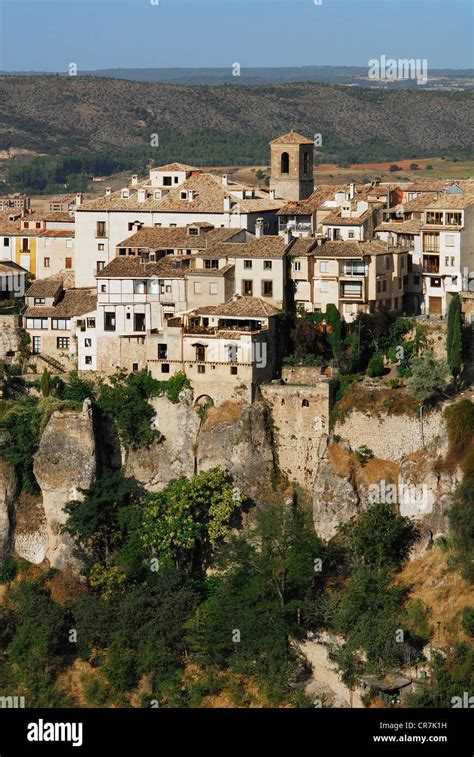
[447,295,462,377]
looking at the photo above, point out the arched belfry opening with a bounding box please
[281,152,290,174]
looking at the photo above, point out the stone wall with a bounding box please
[334,409,447,462]
[281,365,325,386]
[261,380,331,490]
[0,315,20,361]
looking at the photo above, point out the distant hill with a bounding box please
[3,66,473,88]
[0,75,472,170]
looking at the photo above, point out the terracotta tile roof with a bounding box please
[277,201,315,216]
[311,240,406,259]
[270,131,314,145]
[80,173,281,213]
[152,163,198,172]
[394,193,439,212]
[288,237,318,256]
[407,180,474,192]
[96,256,187,279]
[116,225,240,250]
[24,289,96,319]
[26,279,63,298]
[200,237,288,259]
[185,264,234,277]
[322,208,372,226]
[192,296,281,318]
[0,260,28,275]
[425,194,474,210]
[375,220,423,234]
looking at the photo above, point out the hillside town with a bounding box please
[1,131,473,403]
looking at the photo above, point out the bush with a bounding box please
[0,556,20,584]
[461,607,474,637]
[366,353,385,377]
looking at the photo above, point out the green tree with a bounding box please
[142,468,242,571]
[446,294,462,377]
[407,349,448,403]
[339,503,420,571]
[40,368,51,397]
[63,470,144,572]
[448,479,474,582]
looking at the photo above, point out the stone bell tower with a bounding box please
[270,131,315,202]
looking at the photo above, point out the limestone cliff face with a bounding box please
[32,399,96,569]
[124,390,200,490]
[197,401,275,503]
[0,459,18,562]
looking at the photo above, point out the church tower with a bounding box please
[270,131,315,201]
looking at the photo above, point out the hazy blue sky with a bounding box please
[0,0,472,71]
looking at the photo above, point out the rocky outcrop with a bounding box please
[198,401,275,503]
[124,390,200,490]
[0,315,21,362]
[0,459,18,562]
[32,399,96,569]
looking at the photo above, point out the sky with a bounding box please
[0,0,473,72]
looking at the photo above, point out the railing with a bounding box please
[422,262,440,274]
[279,222,312,232]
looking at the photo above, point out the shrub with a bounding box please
[366,353,385,377]
[461,607,474,637]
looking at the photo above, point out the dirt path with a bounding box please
[298,637,364,709]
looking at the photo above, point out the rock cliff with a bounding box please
[0,459,18,562]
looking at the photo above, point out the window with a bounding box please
[413,275,420,285]
[161,364,170,373]
[96,221,106,238]
[302,399,309,408]
[196,345,206,362]
[244,260,252,269]
[104,312,116,331]
[209,282,218,295]
[262,280,273,297]
[26,318,47,330]
[319,281,329,293]
[132,363,139,373]
[242,280,253,296]
[230,366,238,375]
[445,256,450,267]
[56,337,70,350]
[303,151,310,174]
[320,261,329,273]
[98,243,104,251]
[194,282,202,294]
[158,343,168,359]
[134,313,146,331]
[348,231,355,239]
[197,365,205,374]
[87,318,96,328]
[180,191,187,200]
[36,222,41,229]
[44,258,50,268]
[32,336,41,353]
[133,280,147,294]
[430,278,441,288]
[34,297,45,305]
[281,152,290,174]
[228,345,238,363]
[163,176,172,186]
[85,356,92,365]
[205,260,219,269]
[263,260,272,270]
[3,238,9,247]
[84,338,92,347]
[65,257,72,269]
[174,177,179,184]
[382,280,387,292]
[445,235,455,247]
[100,284,107,293]
[385,256,390,269]
[451,257,455,267]
[52,318,70,330]
[293,261,301,272]
[188,227,199,236]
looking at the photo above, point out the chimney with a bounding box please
[137,188,147,203]
[75,192,83,207]
[131,175,139,186]
[188,190,195,202]
[255,218,264,239]
[222,174,229,186]
[105,187,112,196]
[224,196,231,213]
[284,228,292,246]
[349,181,355,200]
[269,189,276,200]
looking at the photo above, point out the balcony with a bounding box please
[279,222,312,233]
[422,256,440,274]
[340,285,363,300]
